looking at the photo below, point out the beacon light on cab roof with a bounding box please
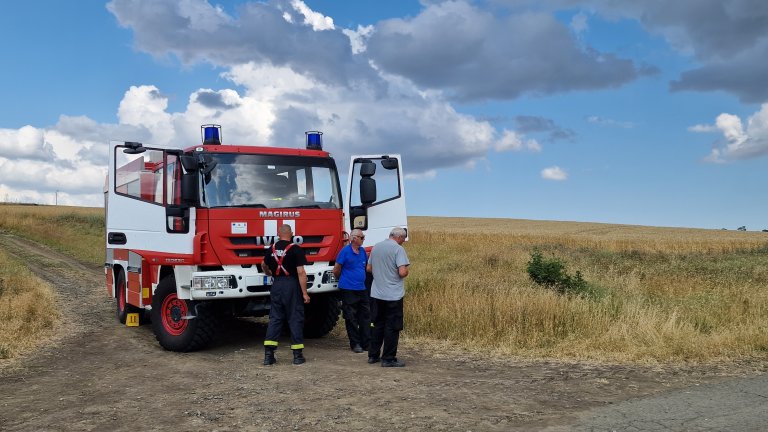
[202,124,222,145]
[305,131,323,150]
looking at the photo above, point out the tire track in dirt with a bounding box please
[0,233,758,431]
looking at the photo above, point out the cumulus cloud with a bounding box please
[7,0,593,205]
[365,1,649,101]
[541,166,568,181]
[504,0,768,102]
[0,126,56,161]
[495,130,541,152]
[289,0,334,31]
[701,104,768,162]
[107,0,370,87]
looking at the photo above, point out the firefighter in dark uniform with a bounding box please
[261,224,311,365]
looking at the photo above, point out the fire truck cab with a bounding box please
[104,126,407,351]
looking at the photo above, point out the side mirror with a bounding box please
[180,172,199,205]
[359,160,377,205]
[180,155,199,171]
[360,161,376,177]
[381,158,398,170]
[122,142,146,154]
[360,177,376,205]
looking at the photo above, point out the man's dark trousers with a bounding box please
[265,277,304,348]
[369,298,403,361]
[341,289,370,349]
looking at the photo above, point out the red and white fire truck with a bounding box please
[104,125,407,351]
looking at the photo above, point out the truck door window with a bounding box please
[350,158,401,207]
[114,147,164,205]
[165,155,180,205]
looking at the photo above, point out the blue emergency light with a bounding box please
[202,124,222,145]
[305,131,323,150]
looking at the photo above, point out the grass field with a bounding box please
[406,217,768,362]
[0,247,59,360]
[0,204,104,265]
[1,204,767,363]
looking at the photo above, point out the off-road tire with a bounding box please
[151,277,217,352]
[115,270,142,324]
[303,293,341,338]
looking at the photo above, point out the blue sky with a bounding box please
[1,0,767,230]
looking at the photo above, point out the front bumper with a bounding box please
[188,263,339,300]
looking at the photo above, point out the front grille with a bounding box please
[227,235,327,261]
[230,235,326,245]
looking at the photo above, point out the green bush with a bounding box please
[527,251,590,296]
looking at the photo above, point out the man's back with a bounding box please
[370,239,409,301]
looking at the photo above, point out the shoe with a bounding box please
[381,359,405,368]
[352,344,364,353]
[293,349,306,365]
[367,356,380,364]
[263,347,276,366]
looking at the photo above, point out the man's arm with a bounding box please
[261,261,272,276]
[366,263,372,273]
[333,263,342,279]
[297,266,310,304]
[398,265,409,278]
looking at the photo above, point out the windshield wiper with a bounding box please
[211,203,267,208]
[292,204,322,209]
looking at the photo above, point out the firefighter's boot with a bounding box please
[292,349,306,365]
[263,346,276,365]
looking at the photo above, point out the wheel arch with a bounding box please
[112,264,126,299]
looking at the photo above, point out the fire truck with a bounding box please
[104,125,407,351]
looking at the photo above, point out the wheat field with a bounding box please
[405,216,768,362]
[1,204,767,362]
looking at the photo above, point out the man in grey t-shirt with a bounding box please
[366,227,410,367]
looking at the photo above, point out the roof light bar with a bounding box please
[201,124,222,145]
[305,131,323,150]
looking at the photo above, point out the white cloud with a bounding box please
[342,25,374,54]
[0,61,503,205]
[703,104,768,162]
[291,0,335,31]
[541,166,568,181]
[494,130,541,152]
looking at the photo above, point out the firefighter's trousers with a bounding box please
[264,277,305,349]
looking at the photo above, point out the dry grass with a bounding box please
[2,205,767,363]
[0,247,60,360]
[404,217,768,362]
[0,204,104,265]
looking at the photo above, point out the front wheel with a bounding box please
[303,293,341,338]
[150,277,217,352]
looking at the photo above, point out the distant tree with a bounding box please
[737,226,747,231]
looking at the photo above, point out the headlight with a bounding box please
[321,270,337,284]
[192,275,236,290]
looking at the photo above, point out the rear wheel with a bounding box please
[303,293,341,338]
[115,270,142,324]
[150,277,217,352]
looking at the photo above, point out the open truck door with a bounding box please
[106,141,197,255]
[345,155,408,245]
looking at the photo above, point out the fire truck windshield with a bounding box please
[201,153,342,209]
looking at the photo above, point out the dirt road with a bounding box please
[0,234,761,431]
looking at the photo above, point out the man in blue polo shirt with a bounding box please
[333,229,370,353]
